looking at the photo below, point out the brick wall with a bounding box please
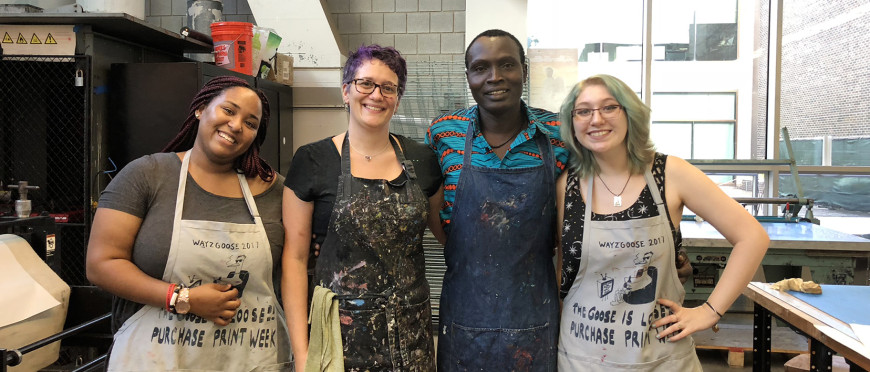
[751,1,770,160]
[144,0,256,33]
[144,0,464,61]
[325,0,466,62]
[780,0,870,140]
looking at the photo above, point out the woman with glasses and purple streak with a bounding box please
[555,74,769,371]
[281,44,444,371]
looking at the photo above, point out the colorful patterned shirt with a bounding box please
[424,102,569,229]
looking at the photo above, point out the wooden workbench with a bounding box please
[743,282,870,371]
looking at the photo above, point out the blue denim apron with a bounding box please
[437,122,559,371]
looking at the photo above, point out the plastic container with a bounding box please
[210,21,254,75]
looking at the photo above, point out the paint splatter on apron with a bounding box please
[107,151,292,371]
[437,122,559,372]
[314,135,435,371]
[557,169,701,371]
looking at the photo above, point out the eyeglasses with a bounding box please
[352,79,400,97]
[572,105,623,120]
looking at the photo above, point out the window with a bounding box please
[651,93,736,159]
[528,0,870,235]
[652,0,738,62]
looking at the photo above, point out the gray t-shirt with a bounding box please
[97,152,284,330]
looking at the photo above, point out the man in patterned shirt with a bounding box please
[425,29,568,371]
[426,30,691,371]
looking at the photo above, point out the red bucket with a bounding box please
[210,21,254,75]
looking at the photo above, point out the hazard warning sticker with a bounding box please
[0,25,75,55]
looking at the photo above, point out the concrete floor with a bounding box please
[433,312,802,370]
[697,348,790,371]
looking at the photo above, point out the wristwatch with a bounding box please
[175,287,191,314]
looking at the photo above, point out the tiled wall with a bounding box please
[779,0,870,139]
[144,0,465,63]
[144,0,256,34]
[326,0,466,62]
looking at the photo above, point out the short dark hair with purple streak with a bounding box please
[341,44,407,98]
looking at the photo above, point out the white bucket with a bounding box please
[76,0,145,20]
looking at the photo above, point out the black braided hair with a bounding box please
[162,76,274,182]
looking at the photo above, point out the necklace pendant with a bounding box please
[364,155,373,161]
[613,195,622,207]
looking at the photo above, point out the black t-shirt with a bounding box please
[284,134,443,248]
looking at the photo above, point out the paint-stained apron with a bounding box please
[437,122,559,372]
[314,135,435,371]
[557,169,701,371]
[107,151,292,371]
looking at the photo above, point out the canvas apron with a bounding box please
[313,135,435,371]
[557,169,701,371]
[437,122,559,372]
[107,151,292,372]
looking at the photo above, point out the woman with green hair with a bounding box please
[555,74,769,370]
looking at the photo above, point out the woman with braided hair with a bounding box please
[87,76,292,371]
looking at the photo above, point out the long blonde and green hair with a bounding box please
[558,74,656,178]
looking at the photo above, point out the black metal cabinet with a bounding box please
[108,62,292,174]
[0,14,213,287]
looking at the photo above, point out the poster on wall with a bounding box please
[528,48,578,113]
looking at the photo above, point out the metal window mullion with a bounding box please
[766,0,784,216]
[641,0,653,105]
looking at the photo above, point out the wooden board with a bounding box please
[744,282,870,370]
[694,324,809,354]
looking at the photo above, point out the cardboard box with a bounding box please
[267,53,293,86]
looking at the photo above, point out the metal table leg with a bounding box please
[809,339,832,372]
[753,303,773,372]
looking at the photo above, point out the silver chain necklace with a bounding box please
[349,140,391,161]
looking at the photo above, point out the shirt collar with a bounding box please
[470,101,552,138]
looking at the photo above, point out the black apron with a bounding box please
[437,122,559,371]
[314,135,435,371]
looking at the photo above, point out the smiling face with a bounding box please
[194,86,263,165]
[343,59,400,131]
[465,36,527,117]
[572,83,628,156]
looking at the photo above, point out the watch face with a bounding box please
[176,288,191,314]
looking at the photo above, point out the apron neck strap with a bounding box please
[462,120,548,171]
[642,167,667,216]
[584,166,665,218]
[340,133,412,196]
[176,151,261,221]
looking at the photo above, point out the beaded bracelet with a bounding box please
[168,284,183,313]
[165,283,177,312]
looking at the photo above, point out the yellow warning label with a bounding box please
[30,33,42,44]
[45,33,57,45]
[2,32,12,43]
[17,33,27,44]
